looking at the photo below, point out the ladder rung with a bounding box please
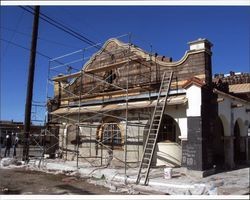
[163,82,169,84]
[152,124,159,126]
[127,150,138,152]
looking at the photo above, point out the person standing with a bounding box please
[12,133,19,157]
[4,134,12,157]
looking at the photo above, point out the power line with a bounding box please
[1,38,51,59]
[20,6,116,58]
[60,7,103,42]
[20,6,102,49]
[1,38,79,73]
[1,26,80,49]
[2,10,25,57]
[20,6,152,71]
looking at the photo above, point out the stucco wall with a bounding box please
[186,85,201,117]
[218,93,250,137]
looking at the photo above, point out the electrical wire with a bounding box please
[20,6,105,51]
[1,38,51,59]
[1,26,80,49]
[19,6,154,72]
[2,10,25,57]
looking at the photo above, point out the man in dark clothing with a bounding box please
[12,133,19,157]
[4,134,12,157]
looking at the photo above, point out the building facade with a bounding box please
[48,38,250,174]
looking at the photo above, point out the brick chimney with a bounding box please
[188,38,213,86]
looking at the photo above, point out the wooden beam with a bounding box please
[217,97,224,102]
[85,56,142,73]
[60,85,152,101]
[231,103,243,108]
[52,71,82,81]
[52,56,142,81]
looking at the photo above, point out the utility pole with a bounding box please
[23,6,40,162]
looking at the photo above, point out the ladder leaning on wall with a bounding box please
[136,71,174,185]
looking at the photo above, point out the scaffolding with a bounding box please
[0,101,58,167]
[44,33,167,179]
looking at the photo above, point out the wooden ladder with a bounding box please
[136,71,174,185]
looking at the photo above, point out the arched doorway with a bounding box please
[234,120,241,163]
[234,119,246,164]
[213,117,225,168]
[154,114,182,167]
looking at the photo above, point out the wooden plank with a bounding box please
[52,56,143,81]
[60,85,152,101]
[85,56,142,73]
[52,71,82,81]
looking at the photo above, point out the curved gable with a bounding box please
[83,38,142,72]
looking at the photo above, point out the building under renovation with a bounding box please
[47,37,250,181]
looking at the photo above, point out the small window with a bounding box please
[158,115,181,144]
[102,123,122,146]
[104,70,116,84]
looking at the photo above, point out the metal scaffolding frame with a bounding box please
[44,34,160,179]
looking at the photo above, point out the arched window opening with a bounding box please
[102,123,122,147]
[104,70,116,84]
[158,115,181,144]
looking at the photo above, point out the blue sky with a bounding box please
[0,6,249,122]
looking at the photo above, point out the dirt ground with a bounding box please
[0,167,119,195]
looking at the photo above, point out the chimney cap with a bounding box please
[188,38,213,46]
[188,38,213,51]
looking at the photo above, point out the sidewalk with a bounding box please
[1,157,249,195]
[22,158,250,195]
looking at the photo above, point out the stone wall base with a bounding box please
[185,168,216,178]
